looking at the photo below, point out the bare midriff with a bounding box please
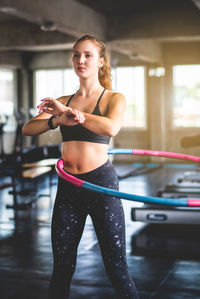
[62,141,109,174]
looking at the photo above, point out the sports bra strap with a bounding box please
[95,88,106,108]
[66,88,106,108]
[66,94,75,106]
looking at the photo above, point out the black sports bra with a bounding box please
[60,89,111,144]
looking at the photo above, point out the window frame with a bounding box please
[33,67,80,108]
[171,64,200,129]
[0,67,17,132]
[112,66,147,130]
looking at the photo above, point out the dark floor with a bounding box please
[0,161,200,299]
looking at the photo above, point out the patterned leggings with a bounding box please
[48,159,139,299]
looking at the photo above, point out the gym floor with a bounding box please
[0,162,200,299]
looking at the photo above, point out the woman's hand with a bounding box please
[37,97,67,116]
[58,108,85,126]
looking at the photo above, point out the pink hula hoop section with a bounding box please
[56,159,84,187]
[108,148,200,163]
[55,149,200,207]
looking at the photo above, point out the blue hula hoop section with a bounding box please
[109,148,133,155]
[82,182,187,207]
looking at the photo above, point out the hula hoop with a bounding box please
[55,149,200,207]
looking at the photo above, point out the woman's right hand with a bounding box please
[37,97,67,116]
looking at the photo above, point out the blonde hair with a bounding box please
[73,35,112,90]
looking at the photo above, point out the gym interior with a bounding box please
[1,0,200,298]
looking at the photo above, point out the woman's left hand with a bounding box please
[37,97,67,116]
[57,108,85,126]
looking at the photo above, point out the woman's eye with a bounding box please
[73,53,79,58]
[85,54,91,58]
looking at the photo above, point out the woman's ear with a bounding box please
[99,57,104,68]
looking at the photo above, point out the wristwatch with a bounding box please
[48,116,57,130]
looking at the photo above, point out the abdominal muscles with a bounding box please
[62,141,109,174]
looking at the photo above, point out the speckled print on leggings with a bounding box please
[48,159,139,299]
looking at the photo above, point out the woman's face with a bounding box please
[72,40,103,79]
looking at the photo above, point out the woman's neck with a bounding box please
[78,78,103,97]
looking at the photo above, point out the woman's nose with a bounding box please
[79,55,85,64]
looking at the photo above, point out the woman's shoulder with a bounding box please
[106,90,126,103]
[56,95,74,105]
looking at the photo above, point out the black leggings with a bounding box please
[48,159,139,299]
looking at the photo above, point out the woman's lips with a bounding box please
[78,67,86,71]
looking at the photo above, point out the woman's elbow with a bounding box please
[105,118,122,137]
[22,124,34,136]
[22,126,30,136]
[106,126,120,137]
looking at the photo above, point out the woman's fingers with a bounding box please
[37,97,67,116]
[37,98,56,114]
[37,100,49,112]
[37,98,52,108]
[79,113,85,123]
[71,109,85,123]
[40,97,54,102]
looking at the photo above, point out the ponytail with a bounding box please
[98,52,112,90]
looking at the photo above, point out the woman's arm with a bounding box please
[82,92,126,137]
[22,97,68,136]
[22,112,54,136]
[22,96,85,136]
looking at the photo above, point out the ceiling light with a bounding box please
[40,21,57,31]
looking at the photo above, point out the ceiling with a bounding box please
[0,0,200,64]
[77,0,196,17]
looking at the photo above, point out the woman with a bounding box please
[22,35,139,299]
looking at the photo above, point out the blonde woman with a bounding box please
[22,35,139,299]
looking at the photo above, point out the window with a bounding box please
[173,65,200,127]
[34,69,79,108]
[112,66,146,128]
[0,69,15,131]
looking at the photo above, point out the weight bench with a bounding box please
[6,161,55,210]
